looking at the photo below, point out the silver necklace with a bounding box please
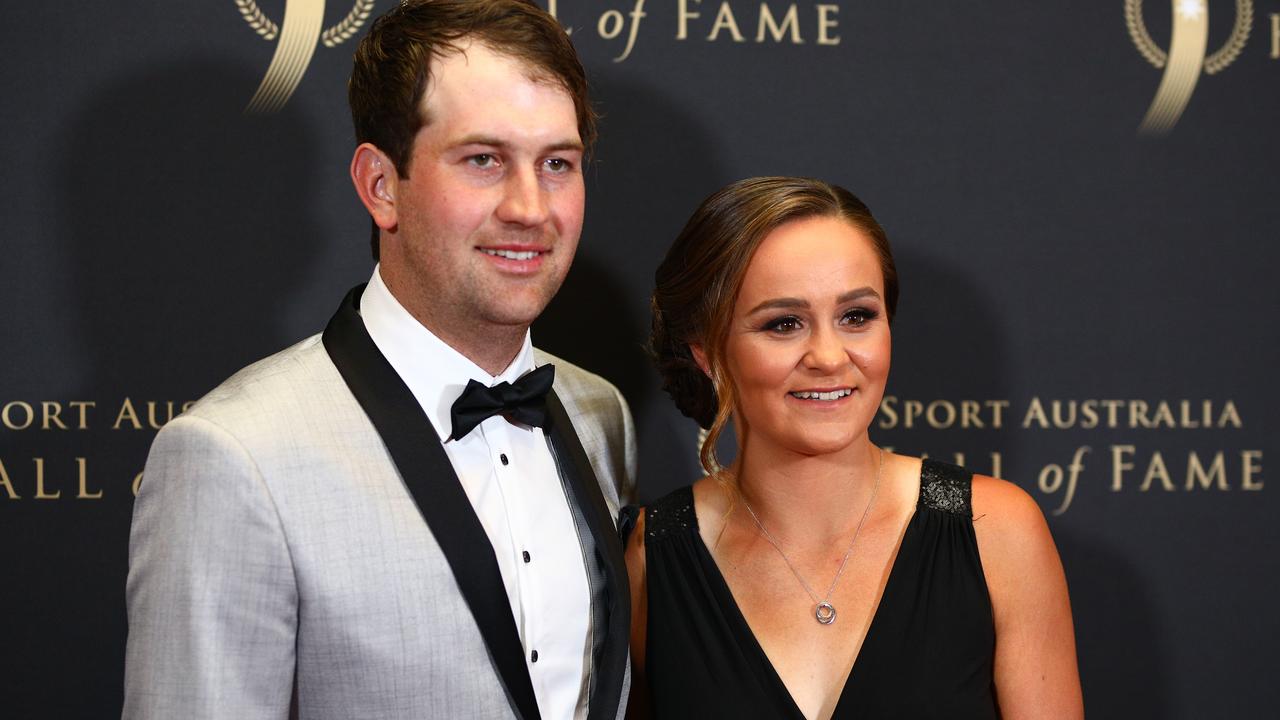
[740,448,884,626]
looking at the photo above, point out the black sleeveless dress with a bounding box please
[636,460,998,719]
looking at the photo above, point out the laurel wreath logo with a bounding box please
[235,0,279,41]
[1125,0,1253,74]
[237,0,375,112]
[235,0,374,48]
[321,0,375,47]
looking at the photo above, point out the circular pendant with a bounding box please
[815,601,837,625]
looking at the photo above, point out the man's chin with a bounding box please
[479,280,564,321]
[478,300,553,331]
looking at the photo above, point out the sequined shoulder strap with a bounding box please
[645,485,697,543]
[918,459,974,517]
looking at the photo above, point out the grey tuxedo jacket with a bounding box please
[123,287,636,720]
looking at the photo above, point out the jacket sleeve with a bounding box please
[123,414,297,720]
[609,383,638,508]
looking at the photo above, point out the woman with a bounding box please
[626,177,1082,719]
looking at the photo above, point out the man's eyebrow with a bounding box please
[451,135,584,153]
[544,139,585,153]
[451,135,509,150]
[745,287,880,315]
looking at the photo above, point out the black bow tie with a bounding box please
[449,363,556,440]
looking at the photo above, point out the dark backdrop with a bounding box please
[2,1,1277,717]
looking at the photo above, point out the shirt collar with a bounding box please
[360,265,536,442]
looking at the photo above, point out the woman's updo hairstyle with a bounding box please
[650,176,897,474]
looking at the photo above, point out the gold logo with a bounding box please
[1126,0,1253,134]
[236,0,375,113]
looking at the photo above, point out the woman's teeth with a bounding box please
[790,389,852,401]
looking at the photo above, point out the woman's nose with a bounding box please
[803,327,847,371]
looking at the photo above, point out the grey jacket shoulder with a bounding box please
[184,334,339,426]
[162,333,385,487]
[535,349,638,510]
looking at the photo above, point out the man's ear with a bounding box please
[350,143,399,232]
[689,344,712,378]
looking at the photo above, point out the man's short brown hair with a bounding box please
[352,1,593,170]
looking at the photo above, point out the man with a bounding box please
[122,2,635,719]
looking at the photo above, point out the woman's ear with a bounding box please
[689,344,711,378]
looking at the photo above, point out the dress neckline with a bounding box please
[683,470,924,720]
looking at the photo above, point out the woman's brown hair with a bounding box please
[650,176,898,474]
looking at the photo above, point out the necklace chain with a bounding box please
[740,447,884,624]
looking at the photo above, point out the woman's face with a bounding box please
[720,215,891,458]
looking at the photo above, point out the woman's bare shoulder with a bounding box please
[969,474,1065,607]
[970,476,1082,716]
[971,474,1049,534]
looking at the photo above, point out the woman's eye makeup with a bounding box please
[841,307,879,326]
[751,303,880,334]
[760,315,802,333]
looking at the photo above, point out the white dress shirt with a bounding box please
[361,267,592,720]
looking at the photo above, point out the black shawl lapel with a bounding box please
[543,391,631,720]
[321,285,541,720]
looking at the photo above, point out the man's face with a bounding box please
[382,43,585,341]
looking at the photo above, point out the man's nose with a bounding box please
[495,167,549,227]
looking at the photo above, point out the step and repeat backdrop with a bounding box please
[2,1,1277,717]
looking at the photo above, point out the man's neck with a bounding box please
[376,263,532,376]
[414,315,527,377]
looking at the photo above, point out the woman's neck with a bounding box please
[732,438,882,543]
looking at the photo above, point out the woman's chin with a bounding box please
[773,431,864,459]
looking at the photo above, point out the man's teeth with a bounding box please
[482,249,541,260]
[790,389,853,401]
